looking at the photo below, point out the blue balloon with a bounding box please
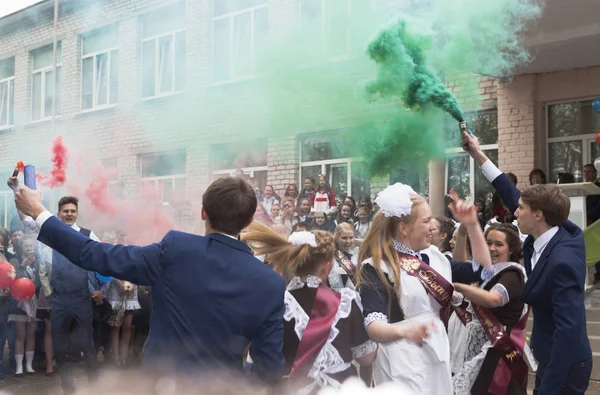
[593,98,600,115]
[96,274,113,283]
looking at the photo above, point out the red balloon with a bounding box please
[0,261,16,289]
[11,278,35,302]
[596,131,600,145]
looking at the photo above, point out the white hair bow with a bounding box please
[288,231,317,247]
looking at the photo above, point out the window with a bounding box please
[141,3,186,98]
[0,58,15,128]
[299,0,367,60]
[300,131,370,202]
[102,158,122,196]
[212,0,268,82]
[547,100,600,183]
[82,25,119,110]
[32,43,62,120]
[0,190,13,229]
[212,139,268,191]
[445,109,499,202]
[140,150,186,203]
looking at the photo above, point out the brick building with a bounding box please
[0,0,599,228]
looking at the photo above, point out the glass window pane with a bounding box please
[351,161,371,199]
[82,57,94,109]
[96,53,109,105]
[446,155,470,198]
[141,150,186,178]
[82,25,118,55]
[326,0,349,57]
[325,163,348,205]
[591,142,600,164]
[8,80,14,125]
[0,82,8,126]
[214,0,265,17]
[158,36,174,93]
[253,7,269,74]
[212,140,268,170]
[109,51,119,104]
[175,32,186,91]
[233,12,252,77]
[301,165,322,190]
[300,0,323,61]
[548,141,583,183]
[253,170,268,192]
[56,67,62,114]
[0,58,15,79]
[548,103,584,138]
[33,43,61,70]
[44,70,54,118]
[32,72,42,120]
[142,3,185,39]
[475,149,498,203]
[301,133,350,162]
[142,40,156,98]
[213,18,230,82]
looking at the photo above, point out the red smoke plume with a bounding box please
[37,136,68,187]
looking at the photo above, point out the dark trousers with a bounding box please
[51,297,98,393]
[533,358,592,395]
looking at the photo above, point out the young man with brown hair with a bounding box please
[12,177,286,390]
[463,133,592,395]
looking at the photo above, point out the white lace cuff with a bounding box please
[364,312,387,329]
[351,340,377,359]
[451,292,465,306]
[491,283,510,306]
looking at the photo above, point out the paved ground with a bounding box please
[2,288,600,394]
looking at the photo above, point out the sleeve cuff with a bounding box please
[481,160,503,183]
[35,211,53,229]
[364,312,388,329]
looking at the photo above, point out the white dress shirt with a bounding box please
[531,226,559,271]
[31,211,100,241]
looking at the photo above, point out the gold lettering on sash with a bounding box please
[418,269,450,302]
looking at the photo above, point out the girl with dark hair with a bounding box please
[242,223,377,393]
[450,202,530,395]
[310,211,330,232]
[431,216,456,258]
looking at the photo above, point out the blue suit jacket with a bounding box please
[37,216,286,381]
[492,173,592,394]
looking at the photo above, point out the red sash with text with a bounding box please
[289,287,341,379]
[396,252,472,325]
[472,304,529,394]
[335,250,356,281]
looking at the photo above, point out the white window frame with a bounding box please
[0,73,14,129]
[31,49,61,121]
[141,28,185,99]
[444,144,498,201]
[545,98,600,182]
[81,33,118,111]
[0,190,10,228]
[298,156,366,198]
[298,0,354,60]
[140,155,186,203]
[212,2,268,82]
[213,166,268,179]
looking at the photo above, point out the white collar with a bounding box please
[71,223,80,231]
[287,275,322,291]
[218,232,237,240]
[533,226,559,254]
[392,239,421,259]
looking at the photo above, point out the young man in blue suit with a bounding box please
[12,176,286,389]
[463,132,592,395]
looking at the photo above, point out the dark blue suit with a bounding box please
[37,216,286,381]
[491,173,592,395]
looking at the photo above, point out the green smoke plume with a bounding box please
[365,20,464,122]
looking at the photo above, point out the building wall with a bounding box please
[0,0,599,227]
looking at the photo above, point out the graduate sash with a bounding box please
[472,304,530,394]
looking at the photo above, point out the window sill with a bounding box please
[0,125,14,132]
[74,104,118,118]
[24,117,63,128]
[208,74,263,88]
[138,90,185,104]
